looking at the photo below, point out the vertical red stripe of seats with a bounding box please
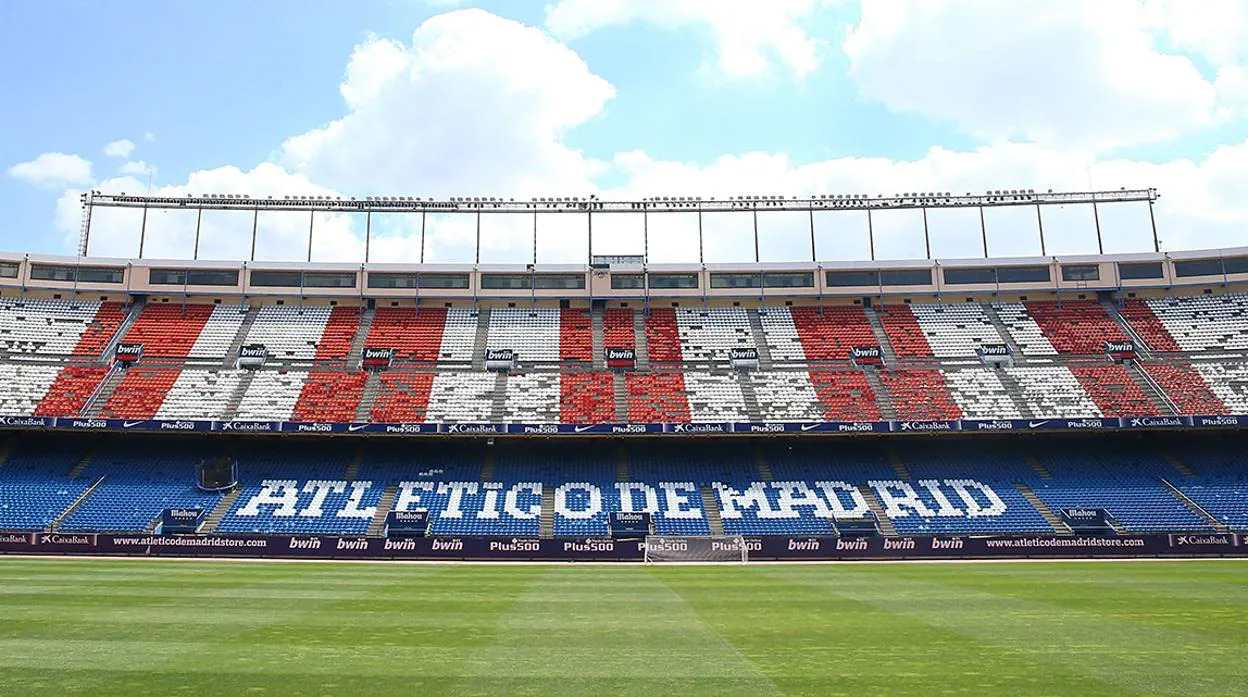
[367,307,447,362]
[292,372,368,422]
[644,308,682,362]
[34,366,109,417]
[559,309,593,361]
[122,304,215,357]
[882,370,961,420]
[603,308,635,350]
[1143,364,1229,415]
[791,306,875,361]
[370,372,436,422]
[315,306,361,360]
[808,371,882,420]
[99,368,181,419]
[1119,300,1182,352]
[626,372,690,422]
[1023,301,1129,354]
[72,302,127,356]
[878,305,933,357]
[560,372,615,423]
[1068,365,1156,417]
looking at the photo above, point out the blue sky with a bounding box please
[3,0,1247,265]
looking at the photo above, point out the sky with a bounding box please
[2,0,1248,266]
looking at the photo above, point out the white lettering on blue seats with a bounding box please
[237,480,301,517]
[812,481,870,519]
[555,483,603,520]
[337,481,377,519]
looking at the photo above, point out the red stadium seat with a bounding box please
[370,372,436,422]
[98,368,181,419]
[877,305,933,358]
[1068,365,1157,417]
[292,372,367,422]
[314,306,362,360]
[882,370,961,420]
[791,306,877,361]
[366,307,447,362]
[626,372,690,422]
[1024,301,1130,355]
[33,366,109,417]
[645,309,682,362]
[560,372,615,423]
[559,309,593,361]
[809,371,883,420]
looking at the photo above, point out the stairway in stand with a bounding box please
[857,484,898,536]
[699,485,725,536]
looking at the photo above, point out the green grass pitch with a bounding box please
[1,558,1246,696]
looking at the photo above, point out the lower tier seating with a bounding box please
[33,366,108,417]
[3,435,1240,536]
[882,370,961,420]
[1143,363,1228,415]
[98,368,181,419]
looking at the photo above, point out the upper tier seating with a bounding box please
[235,371,308,420]
[503,373,561,423]
[0,364,62,416]
[315,306,361,360]
[123,303,248,358]
[882,370,962,420]
[645,308,682,362]
[908,303,1005,357]
[487,308,560,362]
[1021,300,1129,354]
[367,307,445,362]
[292,372,367,422]
[808,371,882,421]
[560,372,615,423]
[750,371,823,421]
[242,305,333,361]
[1131,294,1248,352]
[0,299,124,356]
[790,306,877,361]
[559,309,593,361]
[0,439,93,530]
[154,369,244,420]
[33,366,108,417]
[366,307,476,363]
[683,372,749,422]
[1004,366,1100,418]
[877,305,932,357]
[1119,300,1182,351]
[1142,363,1228,415]
[424,372,496,422]
[675,307,755,362]
[626,372,690,422]
[994,303,1058,355]
[1069,365,1156,417]
[1192,362,1248,412]
[60,442,222,532]
[941,368,1021,419]
[602,308,635,351]
[758,307,805,362]
[98,368,181,419]
[369,372,435,423]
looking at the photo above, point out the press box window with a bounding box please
[149,269,239,286]
[880,269,932,286]
[1118,262,1164,280]
[0,262,18,279]
[826,270,879,287]
[368,272,469,289]
[1061,264,1100,282]
[611,274,645,289]
[648,273,699,289]
[996,266,1050,283]
[1174,259,1224,278]
[30,264,124,284]
[943,268,996,285]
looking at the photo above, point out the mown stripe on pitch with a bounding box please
[771,563,1245,697]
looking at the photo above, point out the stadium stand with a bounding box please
[98,368,181,419]
[235,370,308,420]
[0,299,125,356]
[154,369,243,420]
[881,370,962,420]
[1142,363,1228,415]
[808,371,882,421]
[369,372,435,422]
[122,303,248,358]
[942,368,1022,419]
[292,372,367,422]
[424,372,495,422]
[487,308,560,363]
[644,308,682,362]
[0,364,63,415]
[674,307,755,362]
[559,372,615,423]
[626,372,690,422]
[909,303,1004,357]
[243,305,359,361]
[1004,366,1100,418]
[32,366,107,417]
[1130,295,1248,352]
[503,373,561,423]
[1022,300,1129,354]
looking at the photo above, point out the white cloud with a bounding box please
[280,9,613,198]
[844,0,1223,151]
[119,161,155,177]
[8,153,93,188]
[545,0,830,79]
[35,7,1248,267]
[143,132,156,143]
[1143,0,1248,67]
[103,139,136,159]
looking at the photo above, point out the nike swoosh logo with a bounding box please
[123,421,142,428]
[574,425,594,433]
[800,423,821,431]
[348,424,368,432]
[1028,421,1049,428]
